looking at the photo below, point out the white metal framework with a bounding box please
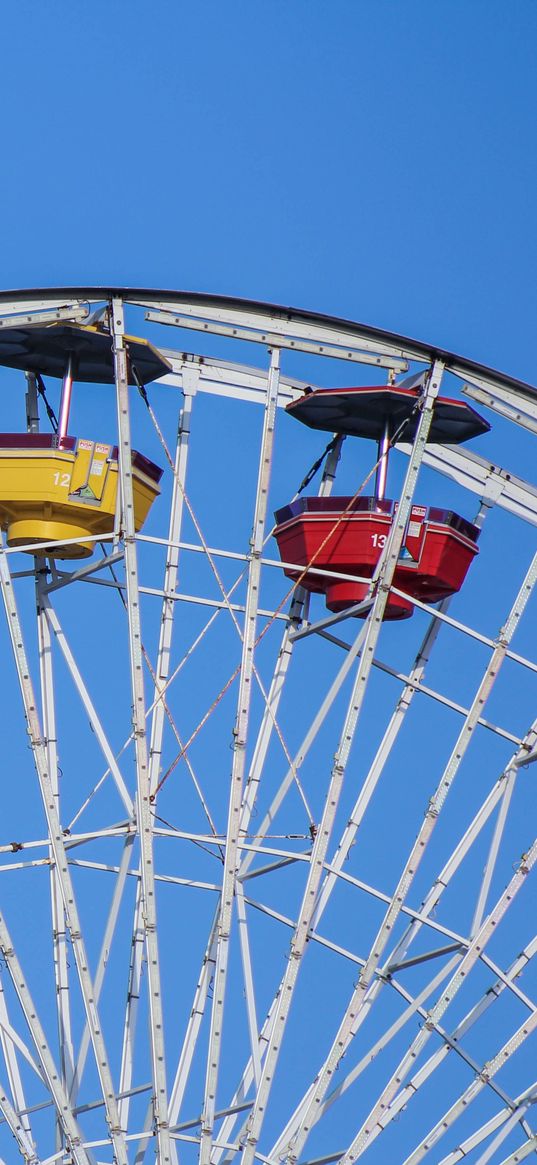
[0,287,535,1165]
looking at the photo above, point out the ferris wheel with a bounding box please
[0,286,535,1165]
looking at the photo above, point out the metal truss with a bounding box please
[0,288,535,1165]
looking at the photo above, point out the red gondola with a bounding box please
[273,382,488,621]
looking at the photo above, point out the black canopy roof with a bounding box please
[0,322,171,384]
[286,385,490,444]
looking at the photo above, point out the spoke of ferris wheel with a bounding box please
[0,545,127,1165]
[41,597,134,817]
[276,940,460,1159]
[35,567,76,1157]
[357,935,537,1152]
[496,1133,537,1164]
[265,717,527,1152]
[278,741,535,1163]
[310,587,455,927]
[199,347,281,1165]
[238,436,343,846]
[369,653,520,744]
[315,927,537,1139]
[340,960,537,1161]
[0,980,34,1149]
[337,837,537,1165]
[236,614,368,888]
[211,1006,280,1165]
[317,950,509,1128]
[206,628,381,1128]
[115,380,195,1142]
[70,835,134,1106]
[406,1079,537,1165]
[280,548,537,1165]
[386,722,535,970]
[218,913,490,1165]
[477,1129,537,1165]
[470,761,517,937]
[123,369,284,1135]
[246,838,536,1014]
[0,1076,38,1164]
[112,296,172,1164]
[167,906,219,1127]
[236,880,263,1089]
[242,893,536,1126]
[221,583,474,1159]
[381,768,525,977]
[237,362,444,1165]
[266,953,461,1159]
[0,988,43,1081]
[0,907,90,1165]
[9,582,55,1155]
[147,382,194,797]
[402,1014,537,1165]
[132,1097,156,1165]
[117,877,144,1137]
[447,1087,537,1165]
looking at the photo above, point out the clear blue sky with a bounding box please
[0,0,535,380]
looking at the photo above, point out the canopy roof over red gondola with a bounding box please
[286,383,490,444]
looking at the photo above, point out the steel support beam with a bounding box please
[0,544,127,1164]
[199,348,280,1165]
[111,296,171,1161]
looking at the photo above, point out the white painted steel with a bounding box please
[0,544,128,1165]
[0,983,34,1149]
[35,570,75,1157]
[0,304,89,330]
[112,298,172,1165]
[199,349,281,1165]
[398,441,537,527]
[0,907,88,1165]
[337,836,537,1165]
[0,289,536,1165]
[145,308,409,373]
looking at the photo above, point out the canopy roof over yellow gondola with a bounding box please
[0,322,171,384]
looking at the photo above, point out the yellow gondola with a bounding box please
[0,320,169,557]
[0,433,162,558]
